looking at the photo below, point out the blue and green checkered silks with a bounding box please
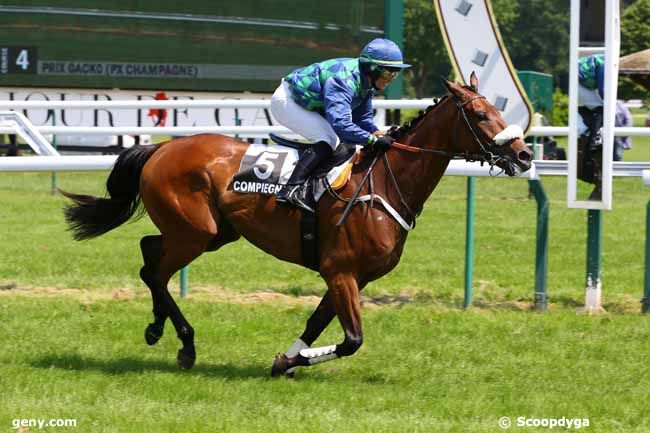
[579,54,605,97]
[283,58,378,144]
[285,58,370,111]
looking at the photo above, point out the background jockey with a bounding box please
[270,38,411,212]
[576,54,605,195]
[577,54,605,146]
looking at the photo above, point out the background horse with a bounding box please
[61,73,532,376]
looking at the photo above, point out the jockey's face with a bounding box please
[373,67,400,91]
[378,68,400,81]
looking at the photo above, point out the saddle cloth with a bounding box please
[231,141,359,201]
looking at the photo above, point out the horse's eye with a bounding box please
[476,112,489,121]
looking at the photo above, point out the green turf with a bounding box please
[0,149,648,432]
[0,165,647,308]
[1,295,650,433]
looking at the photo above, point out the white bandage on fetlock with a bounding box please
[299,345,338,365]
[285,338,309,374]
[494,124,524,146]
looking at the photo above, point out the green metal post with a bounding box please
[529,179,548,311]
[585,209,603,310]
[180,267,188,298]
[234,108,241,139]
[384,0,404,100]
[642,199,650,314]
[464,176,475,308]
[531,135,539,158]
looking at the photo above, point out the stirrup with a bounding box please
[276,185,314,212]
[276,185,298,203]
[292,192,315,213]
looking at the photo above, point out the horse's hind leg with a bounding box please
[142,233,210,369]
[140,235,166,345]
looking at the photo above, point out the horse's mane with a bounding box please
[387,94,449,141]
[387,85,479,141]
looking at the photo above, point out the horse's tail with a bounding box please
[60,145,158,240]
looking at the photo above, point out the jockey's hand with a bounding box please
[372,130,385,137]
[372,135,394,152]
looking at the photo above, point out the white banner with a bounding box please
[0,87,386,135]
[434,0,533,133]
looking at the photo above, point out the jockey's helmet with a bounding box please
[359,38,411,69]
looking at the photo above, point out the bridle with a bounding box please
[331,93,519,230]
[390,95,512,170]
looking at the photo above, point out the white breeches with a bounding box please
[578,84,603,136]
[270,80,340,150]
[578,84,603,109]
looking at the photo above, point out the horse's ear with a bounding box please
[469,71,479,91]
[442,77,456,95]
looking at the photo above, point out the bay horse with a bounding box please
[61,73,532,376]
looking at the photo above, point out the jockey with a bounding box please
[577,54,605,143]
[270,38,411,211]
[577,54,606,196]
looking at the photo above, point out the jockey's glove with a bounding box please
[368,135,394,153]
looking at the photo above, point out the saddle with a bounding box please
[269,133,358,178]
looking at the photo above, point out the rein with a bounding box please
[332,94,513,229]
[390,95,503,166]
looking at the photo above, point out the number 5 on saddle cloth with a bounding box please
[230,137,359,271]
[231,137,358,204]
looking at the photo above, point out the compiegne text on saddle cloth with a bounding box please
[231,142,357,201]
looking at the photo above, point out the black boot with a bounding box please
[276,141,331,212]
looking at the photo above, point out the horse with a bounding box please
[60,73,532,376]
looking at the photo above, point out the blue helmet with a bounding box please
[359,38,411,69]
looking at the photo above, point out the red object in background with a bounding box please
[148,92,169,126]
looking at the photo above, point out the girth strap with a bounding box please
[300,209,320,271]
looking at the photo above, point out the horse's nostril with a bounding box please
[518,150,532,162]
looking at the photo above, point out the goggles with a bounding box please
[378,67,400,81]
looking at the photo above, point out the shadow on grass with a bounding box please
[30,353,268,379]
[28,353,392,384]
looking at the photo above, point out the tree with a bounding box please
[621,0,650,55]
[619,0,650,100]
[403,0,648,100]
[403,0,451,98]
[492,0,570,88]
[403,0,569,97]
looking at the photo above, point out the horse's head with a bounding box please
[443,72,532,176]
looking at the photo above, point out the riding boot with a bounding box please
[276,141,332,212]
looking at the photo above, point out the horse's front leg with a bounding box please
[272,272,363,376]
[278,291,336,376]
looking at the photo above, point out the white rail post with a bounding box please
[0,111,59,156]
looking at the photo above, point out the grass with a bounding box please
[0,165,647,306]
[0,147,648,432]
[2,294,650,433]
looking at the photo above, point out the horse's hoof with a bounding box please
[145,323,163,346]
[177,349,196,370]
[271,353,289,377]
